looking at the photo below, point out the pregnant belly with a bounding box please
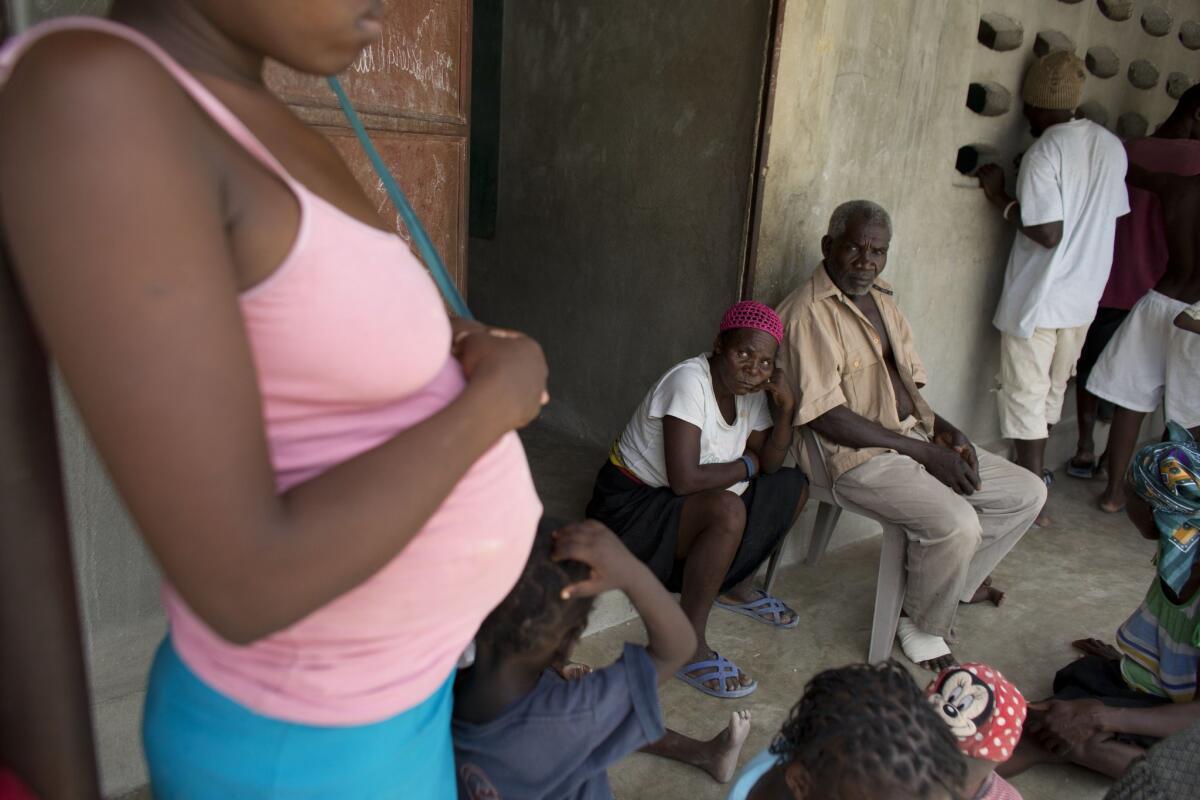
[166,429,542,725]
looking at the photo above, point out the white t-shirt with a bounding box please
[993,119,1130,339]
[616,355,773,496]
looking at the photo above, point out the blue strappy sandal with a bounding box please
[714,589,800,629]
[675,652,758,698]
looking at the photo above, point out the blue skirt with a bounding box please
[143,638,457,799]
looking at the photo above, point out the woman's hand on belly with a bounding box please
[453,324,549,430]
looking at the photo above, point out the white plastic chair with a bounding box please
[764,427,907,663]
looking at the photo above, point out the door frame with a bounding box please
[739,0,788,300]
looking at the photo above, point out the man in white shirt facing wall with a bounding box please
[976,50,1129,522]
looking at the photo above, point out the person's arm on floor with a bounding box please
[976,164,1062,248]
[1030,698,1200,753]
[745,368,796,475]
[663,416,758,495]
[554,521,694,684]
[1103,701,1200,740]
[809,406,979,494]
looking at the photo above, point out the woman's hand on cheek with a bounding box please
[764,367,796,414]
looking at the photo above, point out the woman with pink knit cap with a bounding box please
[587,300,808,698]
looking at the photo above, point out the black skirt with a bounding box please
[585,461,807,594]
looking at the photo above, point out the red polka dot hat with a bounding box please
[925,662,1027,763]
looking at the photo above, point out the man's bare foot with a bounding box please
[1071,637,1120,661]
[897,617,957,671]
[683,646,753,692]
[700,710,753,783]
[966,577,1006,607]
[921,652,957,671]
[1098,490,1125,513]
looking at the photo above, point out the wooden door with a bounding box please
[265,0,472,292]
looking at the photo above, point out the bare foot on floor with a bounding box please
[966,576,1006,607]
[1098,491,1126,514]
[897,617,957,671]
[1072,637,1120,661]
[920,653,957,671]
[702,710,753,783]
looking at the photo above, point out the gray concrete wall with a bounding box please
[754,0,1196,453]
[469,0,773,443]
[8,4,158,798]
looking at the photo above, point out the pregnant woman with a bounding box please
[587,301,808,699]
[0,2,545,796]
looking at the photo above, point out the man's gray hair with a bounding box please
[827,200,893,240]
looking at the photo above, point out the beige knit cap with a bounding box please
[1022,51,1086,110]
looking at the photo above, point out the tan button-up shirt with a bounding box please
[776,264,936,482]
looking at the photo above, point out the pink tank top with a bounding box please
[0,18,541,725]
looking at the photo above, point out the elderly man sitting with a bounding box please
[776,200,1047,669]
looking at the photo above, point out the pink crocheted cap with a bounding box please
[719,300,783,344]
[925,662,1027,763]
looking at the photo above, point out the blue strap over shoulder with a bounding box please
[327,76,473,320]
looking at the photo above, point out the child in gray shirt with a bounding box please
[453,518,750,799]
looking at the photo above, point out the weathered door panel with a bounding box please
[324,130,467,289]
[265,0,471,291]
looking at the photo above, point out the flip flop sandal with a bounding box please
[714,589,800,629]
[897,618,952,670]
[675,652,758,698]
[1041,469,1055,487]
[1066,457,1095,480]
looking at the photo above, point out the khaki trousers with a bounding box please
[833,437,1046,638]
[998,325,1089,440]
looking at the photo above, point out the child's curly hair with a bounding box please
[770,661,965,799]
[475,518,596,659]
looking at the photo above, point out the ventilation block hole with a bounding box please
[966,82,1013,116]
[1167,72,1193,100]
[1034,30,1076,58]
[1128,59,1160,90]
[1085,46,1120,78]
[1142,6,1173,37]
[978,13,1023,51]
[1058,0,1083,4]
[955,144,998,176]
[1117,112,1148,139]
[1181,20,1200,50]
[1078,101,1110,127]
[1097,1,1134,22]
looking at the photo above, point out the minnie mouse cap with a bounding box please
[925,662,1027,763]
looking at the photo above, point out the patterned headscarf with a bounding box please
[1129,421,1200,593]
[719,300,784,344]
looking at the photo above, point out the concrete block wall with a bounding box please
[754,0,1196,455]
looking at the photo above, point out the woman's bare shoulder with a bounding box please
[1,27,199,137]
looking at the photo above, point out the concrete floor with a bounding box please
[528,424,1156,800]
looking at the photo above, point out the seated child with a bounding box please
[925,662,1027,799]
[1003,427,1200,781]
[453,518,752,799]
[727,661,966,799]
